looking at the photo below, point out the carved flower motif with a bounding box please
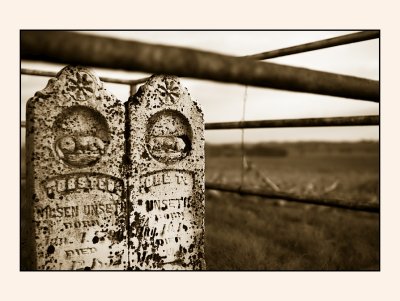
[157,79,180,105]
[66,71,95,101]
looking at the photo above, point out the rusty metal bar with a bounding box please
[244,31,380,60]
[205,182,379,213]
[21,31,379,102]
[21,68,149,85]
[21,115,379,129]
[205,115,379,130]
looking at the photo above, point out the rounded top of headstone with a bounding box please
[128,74,203,117]
[29,65,103,104]
[56,66,101,102]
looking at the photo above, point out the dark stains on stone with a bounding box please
[47,245,55,254]
[141,150,150,160]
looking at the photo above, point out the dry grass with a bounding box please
[204,143,379,270]
[205,192,379,270]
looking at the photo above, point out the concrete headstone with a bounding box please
[127,75,205,270]
[24,66,127,270]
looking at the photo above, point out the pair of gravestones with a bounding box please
[22,66,205,270]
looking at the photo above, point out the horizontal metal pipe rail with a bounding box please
[244,31,380,60]
[205,115,379,130]
[206,182,379,213]
[21,31,379,102]
[21,115,379,129]
[21,68,149,85]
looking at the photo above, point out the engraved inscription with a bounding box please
[65,247,97,259]
[35,202,125,220]
[143,196,191,212]
[35,173,126,270]
[145,110,192,164]
[36,205,79,220]
[42,173,123,198]
[140,172,190,191]
[131,170,195,267]
[63,220,100,229]
[53,106,110,167]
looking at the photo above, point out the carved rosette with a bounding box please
[65,70,96,101]
[156,78,180,105]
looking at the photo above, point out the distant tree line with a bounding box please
[205,143,288,157]
[205,141,379,157]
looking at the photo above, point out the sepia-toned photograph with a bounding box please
[20,30,379,271]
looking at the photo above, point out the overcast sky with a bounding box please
[21,30,379,143]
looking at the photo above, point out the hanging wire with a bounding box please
[240,86,248,188]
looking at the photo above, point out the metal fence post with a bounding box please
[129,83,137,96]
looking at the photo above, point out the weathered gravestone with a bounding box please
[127,75,205,270]
[24,66,127,270]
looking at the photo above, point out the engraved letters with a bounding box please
[43,173,123,198]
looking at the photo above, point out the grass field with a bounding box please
[204,142,379,270]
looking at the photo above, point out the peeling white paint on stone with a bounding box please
[24,66,127,270]
[127,75,205,270]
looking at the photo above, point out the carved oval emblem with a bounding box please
[145,110,192,164]
[53,106,110,167]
